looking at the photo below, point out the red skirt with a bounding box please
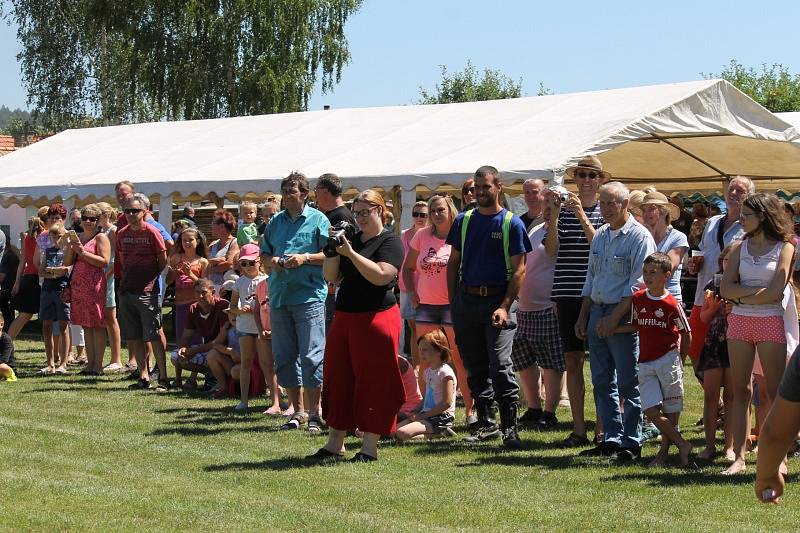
[322,305,404,436]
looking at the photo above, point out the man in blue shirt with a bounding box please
[446,165,532,448]
[576,181,656,462]
[261,172,330,431]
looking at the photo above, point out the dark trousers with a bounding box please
[451,290,519,404]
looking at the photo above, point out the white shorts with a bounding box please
[639,349,684,414]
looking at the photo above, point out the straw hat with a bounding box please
[628,190,646,216]
[564,155,612,181]
[641,191,680,221]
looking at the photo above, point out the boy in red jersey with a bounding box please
[617,252,693,466]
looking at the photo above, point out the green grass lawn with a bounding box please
[2,339,799,531]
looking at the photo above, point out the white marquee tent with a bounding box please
[0,78,798,229]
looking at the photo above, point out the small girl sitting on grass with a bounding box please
[395,329,456,441]
[0,316,17,381]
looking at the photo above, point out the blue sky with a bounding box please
[1,1,799,112]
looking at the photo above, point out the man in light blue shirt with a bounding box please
[261,172,330,431]
[575,181,656,462]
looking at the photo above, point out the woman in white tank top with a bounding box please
[720,193,795,475]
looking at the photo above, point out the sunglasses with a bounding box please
[81,216,98,222]
[412,212,427,218]
[239,259,258,267]
[124,208,143,215]
[575,171,600,180]
[462,187,475,194]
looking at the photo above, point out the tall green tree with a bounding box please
[6,0,362,129]
[417,61,527,104]
[707,60,800,112]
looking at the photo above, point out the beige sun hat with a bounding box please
[641,191,680,221]
[564,155,612,181]
[628,190,646,216]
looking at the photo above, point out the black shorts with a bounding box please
[554,298,585,353]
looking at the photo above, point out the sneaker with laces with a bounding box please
[518,408,543,427]
[463,424,501,443]
[502,427,522,449]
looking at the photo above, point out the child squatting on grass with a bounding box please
[395,329,457,441]
[616,252,694,467]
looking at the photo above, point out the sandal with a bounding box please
[349,452,377,463]
[280,412,308,430]
[561,432,590,448]
[305,448,344,461]
[307,415,324,433]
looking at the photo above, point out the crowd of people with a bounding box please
[2,160,800,502]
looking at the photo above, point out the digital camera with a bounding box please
[325,221,357,256]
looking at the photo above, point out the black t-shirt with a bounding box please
[336,230,404,312]
[326,205,356,227]
[0,251,19,292]
[0,332,15,369]
[779,345,800,402]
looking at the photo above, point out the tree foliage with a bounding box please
[6,0,362,129]
[417,61,526,104]
[707,60,800,112]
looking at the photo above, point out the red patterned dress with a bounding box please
[70,236,106,328]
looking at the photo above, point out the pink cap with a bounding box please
[239,243,260,261]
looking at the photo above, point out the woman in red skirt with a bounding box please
[310,189,405,462]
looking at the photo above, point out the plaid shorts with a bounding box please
[511,307,565,372]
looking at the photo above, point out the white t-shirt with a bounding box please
[518,222,556,312]
[232,273,267,334]
[422,363,456,416]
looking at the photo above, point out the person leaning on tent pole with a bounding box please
[445,165,532,449]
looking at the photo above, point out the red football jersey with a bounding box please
[631,289,690,363]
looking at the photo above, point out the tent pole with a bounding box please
[649,133,731,180]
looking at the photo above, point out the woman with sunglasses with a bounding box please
[64,204,111,375]
[461,178,477,212]
[402,194,474,424]
[721,193,796,475]
[313,190,405,462]
[399,201,428,372]
[8,214,46,340]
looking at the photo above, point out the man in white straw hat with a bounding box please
[545,155,608,448]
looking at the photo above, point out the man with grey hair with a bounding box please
[520,178,547,230]
[685,176,752,363]
[575,181,656,461]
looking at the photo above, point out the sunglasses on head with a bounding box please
[462,187,475,194]
[576,170,600,180]
[81,216,98,222]
[412,212,427,218]
[239,259,257,267]
[124,208,143,215]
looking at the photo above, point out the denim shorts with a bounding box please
[399,292,416,320]
[271,300,325,389]
[414,303,452,325]
[40,289,70,322]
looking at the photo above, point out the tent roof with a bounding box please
[1,79,798,207]
[777,112,800,132]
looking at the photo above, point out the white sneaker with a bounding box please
[234,401,248,411]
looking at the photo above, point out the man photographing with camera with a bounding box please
[260,172,330,431]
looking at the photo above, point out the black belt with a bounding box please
[463,285,506,296]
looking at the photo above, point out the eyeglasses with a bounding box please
[575,171,600,180]
[239,259,257,267]
[354,206,378,218]
[124,208,143,215]
[462,187,475,194]
[412,212,427,218]
[81,216,98,222]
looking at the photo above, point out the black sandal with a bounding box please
[349,452,377,463]
[561,432,590,447]
[305,448,344,460]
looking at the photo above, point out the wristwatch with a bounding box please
[305,252,310,263]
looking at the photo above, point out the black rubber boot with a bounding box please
[499,401,522,449]
[464,400,501,442]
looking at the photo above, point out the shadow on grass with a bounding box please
[604,468,756,487]
[203,456,339,472]
[20,385,116,394]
